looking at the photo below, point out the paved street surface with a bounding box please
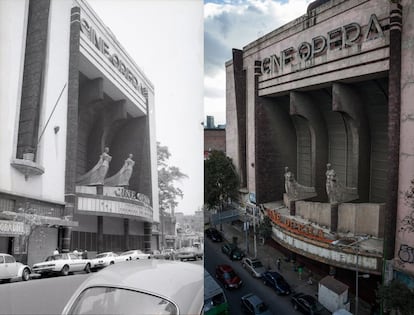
[206,222,372,315]
[0,273,89,315]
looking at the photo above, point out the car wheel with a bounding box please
[61,265,69,276]
[84,263,91,274]
[22,268,30,281]
[110,261,114,265]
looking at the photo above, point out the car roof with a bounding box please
[63,260,203,314]
[242,293,263,305]
[217,264,233,272]
[265,271,282,278]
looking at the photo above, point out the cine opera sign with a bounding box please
[259,14,385,77]
[80,18,147,97]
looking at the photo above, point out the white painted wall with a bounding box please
[0,0,71,204]
[0,0,29,192]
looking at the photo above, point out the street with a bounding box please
[205,238,300,315]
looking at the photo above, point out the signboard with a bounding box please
[77,196,152,221]
[0,220,27,236]
[249,192,256,204]
[103,187,150,206]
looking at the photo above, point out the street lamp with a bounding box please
[331,241,370,315]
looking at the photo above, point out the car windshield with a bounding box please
[95,253,109,258]
[46,254,63,261]
[252,261,264,268]
[68,286,178,315]
[223,271,236,280]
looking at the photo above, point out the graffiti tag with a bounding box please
[398,244,414,264]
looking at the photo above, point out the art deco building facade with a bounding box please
[0,0,159,266]
[226,0,414,299]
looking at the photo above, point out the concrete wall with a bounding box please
[296,201,331,228]
[0,0,71,204]
[338,203,384,237]
[204,129,226,153]
[395,0,414,276]
[28,226,58,266]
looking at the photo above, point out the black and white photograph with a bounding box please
[1,0,414,314]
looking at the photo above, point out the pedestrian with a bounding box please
[276,258,281,271]
[82,250,88,259]
[298,265,303,280]
[73,249,79,257]
[53,248,59,256]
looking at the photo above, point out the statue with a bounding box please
[77,147,112,186]
[284,166,316,199]
[105,154,135,187]
[325,163,358,203]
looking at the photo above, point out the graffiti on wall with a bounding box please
[398,244,414,264]
[395,180,414,269]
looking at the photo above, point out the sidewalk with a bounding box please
[217,222,372,315]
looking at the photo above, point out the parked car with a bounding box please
[240,293,273,315]
[61,260,203,315]
[241,257,266,278]
[90,252,121,270]
[205,227,223,242]
[262,271,291,295]
[118,250,151,261]
[221,243,245,260]
[176,247,198,261]
[215,264,242,289]
[0,253,31,282]
[291,293,331,315]
[32,253,91,277]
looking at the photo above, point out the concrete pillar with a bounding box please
[97,216,103,253]
[123,219,129,250]
[144,222,152,252]
[61,227,72,253]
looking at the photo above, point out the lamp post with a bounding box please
[253,205,257,258]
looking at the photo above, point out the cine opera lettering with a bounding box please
[259,14,384,76]
[80,18,147,97]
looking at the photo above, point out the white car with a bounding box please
[61,260,203,315]
[118,250,151,261]
[0,253,31,282]
[32,253,92,276]
[176,247,198,261]
[90,252,122,270]
[241,257,267,278]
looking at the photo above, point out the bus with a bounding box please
[204,269,229,315]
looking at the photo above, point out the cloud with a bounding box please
[204,0,311,122]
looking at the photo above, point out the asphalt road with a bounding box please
[0,273,90,315]
[205,238,301,315]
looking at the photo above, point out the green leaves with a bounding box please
[377,280,414,315]
[204,150,239,210]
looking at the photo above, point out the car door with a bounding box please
[4,255,18,278]
[0,255,6,279]
[68,253,83,271]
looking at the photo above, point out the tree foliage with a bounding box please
[204,150,239,210]
[377,280,414,315]
[258,216,273,240]
[157,142,188,213]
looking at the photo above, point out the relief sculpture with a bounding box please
[105,154,135,187]
[77,147,112,186]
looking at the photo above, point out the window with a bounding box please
[4,255,15,263]
[68,286,177,315]
[0,256,4,264]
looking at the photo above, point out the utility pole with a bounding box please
[253,206,257,258]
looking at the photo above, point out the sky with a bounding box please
[204,0,312,126]
[88,0,204,215]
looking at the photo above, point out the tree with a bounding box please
[204,150,239,210]
[377,280,414,315]
[157,142,188,213]
[258,216,273,241]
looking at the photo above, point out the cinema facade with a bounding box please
[0,0,159,266]
[226,0,414,296]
